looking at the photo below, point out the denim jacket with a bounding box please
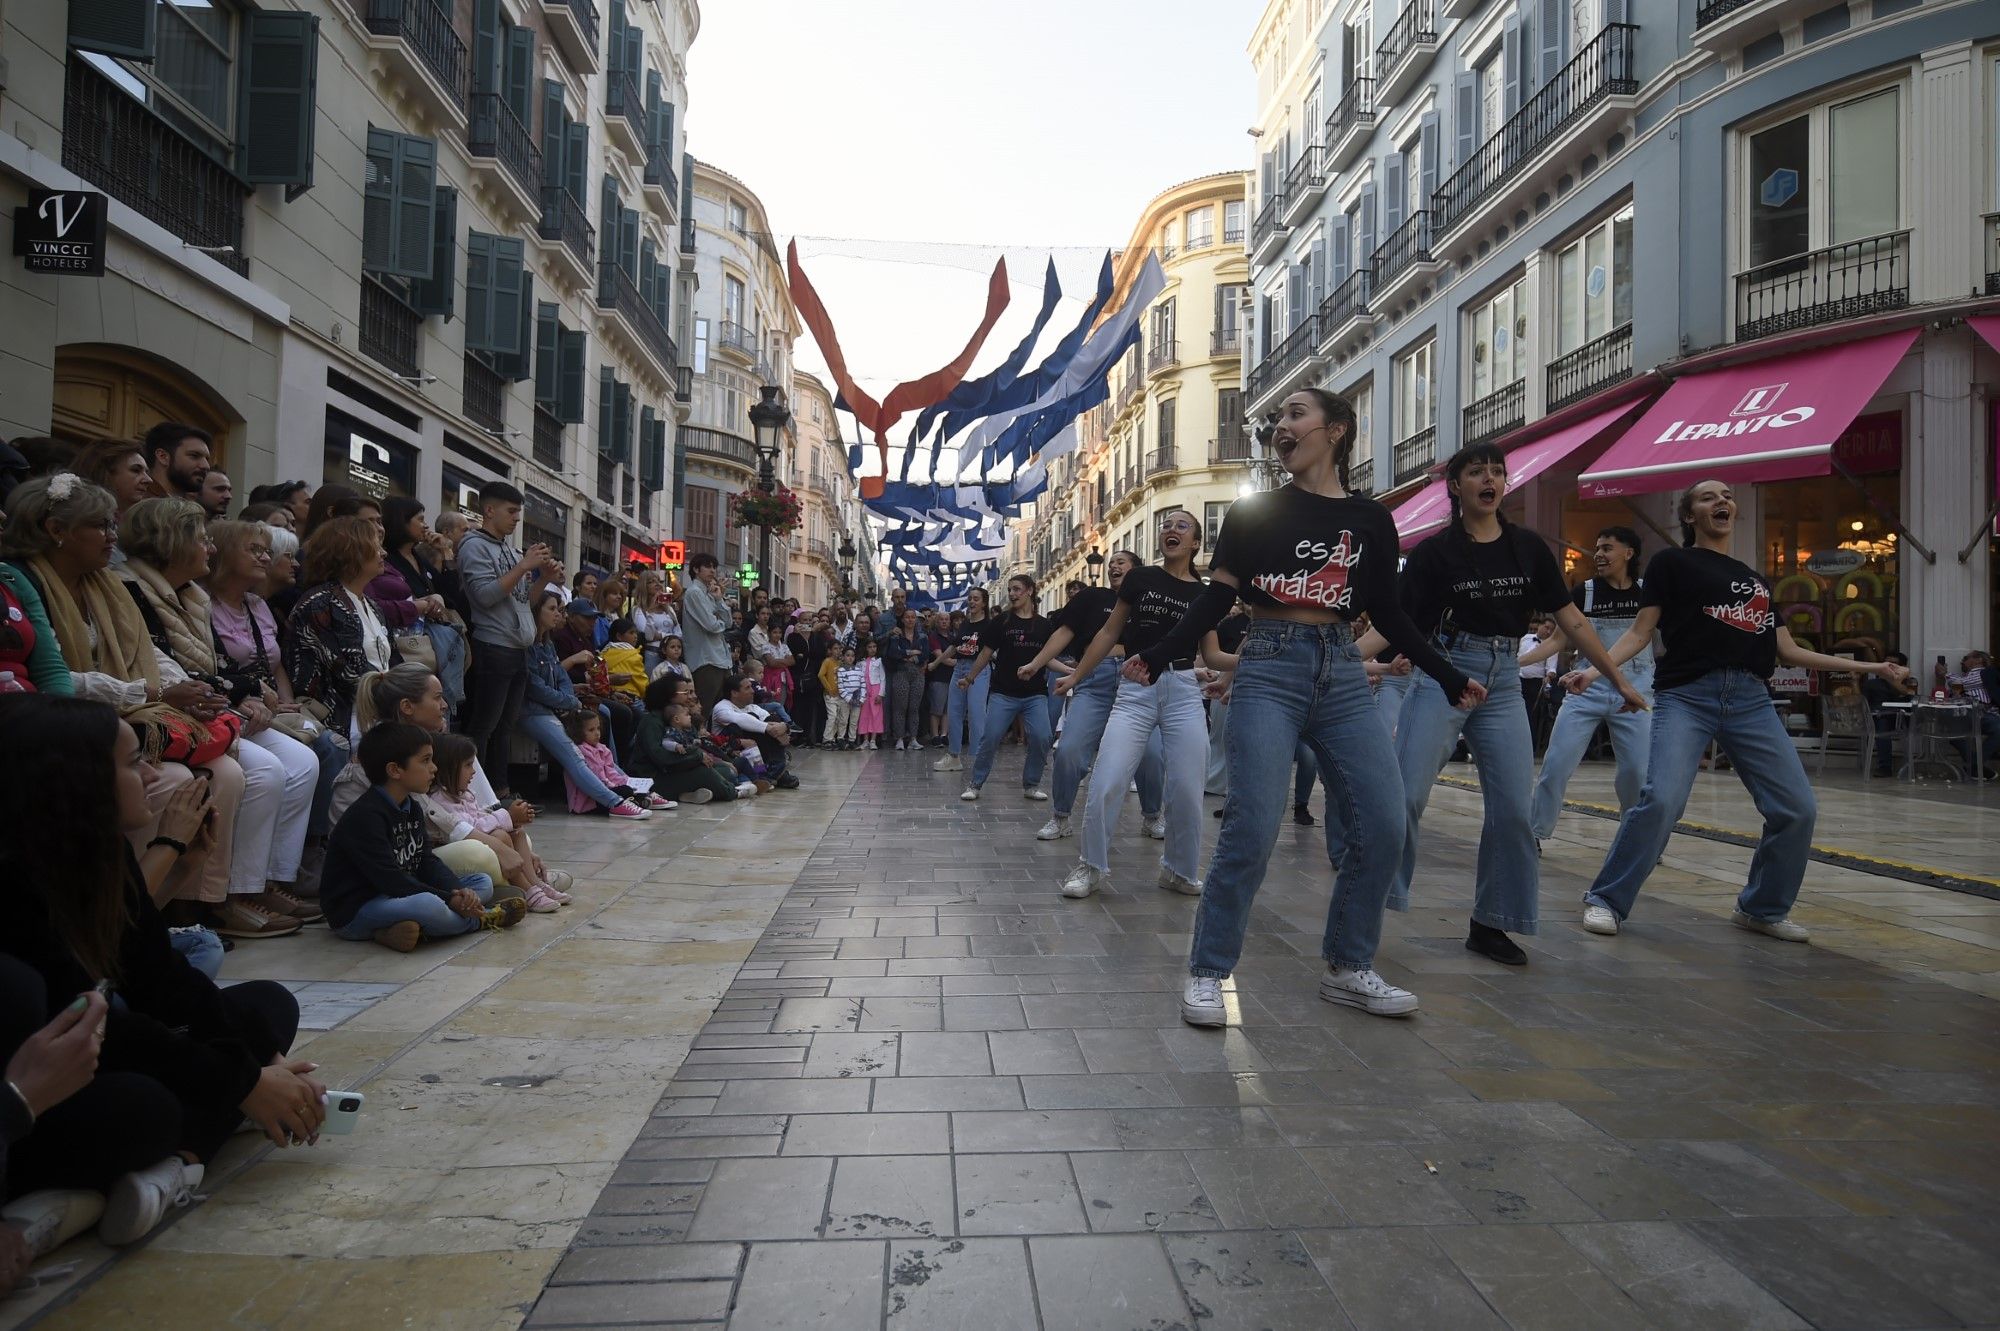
[523,639,582,718]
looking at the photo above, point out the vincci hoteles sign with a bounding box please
[13,189,108,276]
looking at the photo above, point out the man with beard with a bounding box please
[197,468,234,519]
[144,422,212,502]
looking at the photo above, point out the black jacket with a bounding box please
[321,785,464,929]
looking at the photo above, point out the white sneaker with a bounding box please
[100,1158,203,1246]
[1037,816,1072,841]
[1060,863,1104,899]
[932,754,961,772]
[1581,905,1620,936]
[894,739,906,751]
[1318,966,1420,1016]
[3,1189,105,1258]
[1142,816,1167,840]
[1156,865,1202,896]
[1180,975,1226,1027]
[1732,910,1810,943]
[736,781,758,797]
[1023,788,1049,802]
[959,787,980,802]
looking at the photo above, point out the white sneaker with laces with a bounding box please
[736,781,758,797]
[1037,816,1072,841]
[1318,966,1420,1016]
[1060,863,1104,899]
[959,787,980,801]
[894,739,906,751]
[1180,975,1226,1027]
[1023,788,1049,802]
[1581,905,1620,936]
[1142,816,1166,840]
[1156,865,1202,896]
[1731,910,1810,943]
[2,1189,104,1258]
[100,1158,204,1246]
[932,753,961,772]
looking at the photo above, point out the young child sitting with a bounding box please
[599,617,648,705]
[563,710,674,814]
[323,722,526,951]
[625,676,753,803]
[420,732,567,913]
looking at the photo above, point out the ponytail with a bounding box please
[356,663,437,731]
[1299,387,1359,492]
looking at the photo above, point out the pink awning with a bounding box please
[1972,314,2000,357]
[1577,328,1918,499]
[1389,480,1451,550]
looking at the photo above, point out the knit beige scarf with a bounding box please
[121,558,218,677]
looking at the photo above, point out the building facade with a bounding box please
[784,370,878,608]
[4,0,703,569]
[1025,173,1254,613]
[1245,0,2000,712]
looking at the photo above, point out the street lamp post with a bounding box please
[1084,546,1105,584]
[837,536,857,599]
[747,384,790,600]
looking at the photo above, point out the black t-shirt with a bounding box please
[1215,612,1249,655]
[1402,527,1570,640]
[925,632,954,683]
[952,617,988,660]
[1118,566,1203,657]
[1570,578,1644,620]
[1203,485,1466,698]
[978,612,1055,697]
[1053,587,1118,655]
[1642,546,1777,691]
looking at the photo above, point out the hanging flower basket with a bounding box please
[729,486,803,534]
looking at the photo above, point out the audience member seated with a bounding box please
[524,590,651,820]
[649,634,693,688]
[550,597,638,756]
[630,571,677,668]
[600,618,648,706]
[262,522,302,623]
[418,732,566,912]
[561,710,672,814]
[284,516,393,740]
[68,440,155,527]
[627,676,746,804]
[371,496,465,715]
[713,673,801,789]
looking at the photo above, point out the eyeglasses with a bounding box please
[247,545,272,560]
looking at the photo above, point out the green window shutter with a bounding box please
[504,27,535,126]
[540,82,566,186]
[473,0,501,97]
[606,0,625,73]
[363,128,396,273]
[639,241,657,308]
[236,11,318,186]
[645,71,663,157]
[661,102,676,165]
[534,302,560,409]
[464,232,494,352]
[69,0,156,60]
[564,124,588,203]
[612,382,633,465]
[625,27,642,89]
[472,235,525,357]
[502,270,534,381]
[619,207,638,277]
[642,416,666,490]
[411,185,457,317]
[393,135,438,278]
[639,407,658,487]
[598,367,615,454]
[559,330,587,423]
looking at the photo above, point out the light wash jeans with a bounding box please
[969,691,1052,792]
[169,925,224,979]
[1529,673,1654,841]
[334,874,495,940]
[1052,656,1163,819]
[1190,622,1403,977]
[1393,635,1540,935]
[1585,669,1816,922]
[1375,670,1412,733]
[947,659,988,755]
[1046,666,1066,733]
[518,713,622,809]
[1081,669,1205,881]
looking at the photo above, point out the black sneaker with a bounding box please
[774,773,801,789]
[1293,804,1315,827]
[1465,921,1527,966]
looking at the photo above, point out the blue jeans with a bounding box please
[1046,666,1066,733]
[1052,657,1163,819]
[947,659,989,755]
[1375,670,1411,733]
[1393,636,1539,934]
[169,925,224,979]
[1585,669,1816,923]
[970,691,1052,791]
[1190,621,1403,977]
[1530,675,1654,840]
[307,728,348,839]
[518,712,622,809]
[1293,743,1318,806]
[1081,669,1204,880]
[333,873,495,940]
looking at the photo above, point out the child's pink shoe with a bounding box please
[523,885,562,913]
[645,794,676,810]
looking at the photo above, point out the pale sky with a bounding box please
[686,0,1258,447]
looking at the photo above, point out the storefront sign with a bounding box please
[659,540,686,569]
[1830,411,1902,476]
[1804,549,1867,577]
[13,189,107,275]
[1770,666,1818,696]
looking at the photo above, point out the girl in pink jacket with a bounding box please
[563,712,676,814]
[423,733,566,912]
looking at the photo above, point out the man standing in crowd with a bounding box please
[144,421,212,502]
[679,552,735,713]
[829,601,856,649]
[196,468,233,519]
[459,481,560,797]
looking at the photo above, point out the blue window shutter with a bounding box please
[1310,236,1326,309]
[411,185,456,317]
[613,382,633,465]
[473,0,501,97]
[1503,14,1522,111]
[1420,111,1440,204]
[559,329,587,423]
[645,71,664,157]
[649,419,668,492]
[1358,183,1377,274]
[1383,153,1405,233]
[607,0,626,73]
[237,10,318,186]
[69,0,155,60]
[464,232,495,352]
[1540,0,1565,87]
[1454,71,1478,167]
[619,207,638,277]
[504,27,535,125]
[1330,215,1350,287]
[535,302,560,409]
[624,27,642,91]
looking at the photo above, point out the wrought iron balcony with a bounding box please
[1185,231,1215,253]
[359,276,422,378]
[1212,434,1253,463]
[718,319,758,358]
[1146,446,1178,476]
[62,60,248,274]
[1349,456,1375,494]
[1325,78,1377,171]
[1375,0,1439,102]
[1147,340,1180,375]
[1986,213,2000,295]
[643,149,679,211]
[681,426,758,469]
[1734,231,1909,342]
[1316,270,1371,345]
[1462,379,1526,444]
[540,0,599,72]
[1251,193,1291,262]
[1546,323,1633,410]
[1282,144,1328,222]
[363,0,468,119]
[538,185,595,274]
[1432,25,1637,240]
[1392,426,1437,485]
[1247,317,1320,403]
[604,67,646,154]
[533,406,563,470]
[596,260,680,379]
[464,352,504,431]
[596,455,615,503]
[1224,223,1245,245]
[467,93,542,209]
[1210,327,1241,357]
[1370,211,1436,308]
[1696,0,1756,25]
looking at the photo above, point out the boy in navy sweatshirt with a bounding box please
[323,723,525,951]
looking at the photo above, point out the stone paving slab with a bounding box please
[528,744,2000,1331]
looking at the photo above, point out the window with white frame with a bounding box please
[1304,79,1323,140]
[1745,87,1900,269]
[723,275,746,330]
[1467,277,1528,401]
[1345,8,1372,86]
[1553,204,1633,355]
[85,0,239,159]
[726,199,748,235]
[1393,341,1436,441]
[1185,206,1215,250]
[1204,501,1229,551]
[1345,378,1374,471]
[1224,199,1247,243]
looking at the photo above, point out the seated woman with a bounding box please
[284,516,394,742]
[524,590,651,819]
[368,496,465,715]
[121,501,317,928]
[0,694,321,1246]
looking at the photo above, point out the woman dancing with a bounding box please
[957,575,1055,802]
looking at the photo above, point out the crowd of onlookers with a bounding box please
[0,423,941,1275]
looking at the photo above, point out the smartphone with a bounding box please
[320,1091,366,1135]
[92,978,115,1003]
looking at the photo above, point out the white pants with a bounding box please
[228,735,302,893]
[1081,668,1207,882]
[241,728,320,884]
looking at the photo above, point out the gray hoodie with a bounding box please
[458,528,536,649]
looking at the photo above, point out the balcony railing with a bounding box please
[1734,231,1909,341]
[1392,426,1438,485]
[1224,223,1245,245]
[1147,340,1180,375]
[597,261,680,375]
[533,406,563,470]
[719,320,758,357]
[62,60,248,274]
[467,93,542,202]
[545,0,598,55]
[1146,446,1177,476]
[1986,214,2000,295]
[1317,270,1371,340]
[1350,456,1375,494]
[681,426,758,468]
[1432,25,1638,238]
[1283,144,1326,203]
[1546,322,1633,410]
[1212,434,1253,463]
[1462,379,1526,444]
[1252,193,1289,248]
[622,472,635,514]
[1695,0,1755,25]
[605,66,645,139]
[1185,232,1215,253]
[359,276,422,378]
[464,353,504,431]
[1211,327,1241,356]
[1326,78,1376,159]
[1375,0,1438,84]
[1247,317,1320,401]
[1371,211,1434,296]
[364,0,467,112]
[1117,372,1145,414]
[596,456,615,503]
[538,185,595,269]
[644,149,678,204]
